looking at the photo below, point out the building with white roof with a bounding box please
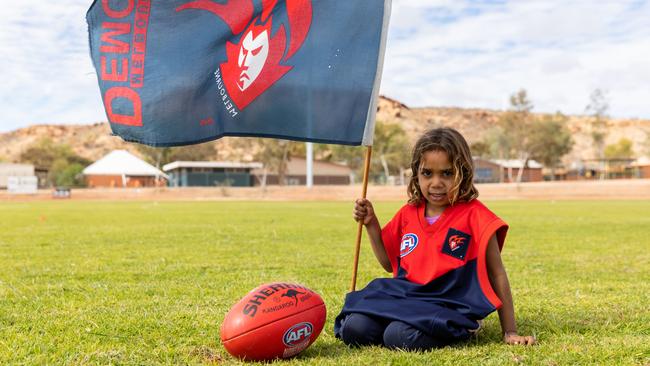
[83,150,167,188]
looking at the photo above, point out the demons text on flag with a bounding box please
[97,0,152,127]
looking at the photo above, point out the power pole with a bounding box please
[306,142,313,188]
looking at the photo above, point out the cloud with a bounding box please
[0,1,649,133]
[381,0,650,118]
[0,1,104,132]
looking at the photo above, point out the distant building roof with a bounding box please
[83,150,167,178]
[163,161,263,171]
[492,159,543,169]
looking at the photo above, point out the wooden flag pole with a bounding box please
[350,145,372,292]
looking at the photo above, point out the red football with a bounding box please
[220,282,327,361]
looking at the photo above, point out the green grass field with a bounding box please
[0,200,648,365]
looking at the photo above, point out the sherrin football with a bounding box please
[220,282,326,361]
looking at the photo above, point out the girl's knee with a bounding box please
[339,313,385,347]
[382,321,441,351]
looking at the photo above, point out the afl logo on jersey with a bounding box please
[400,233,419,257]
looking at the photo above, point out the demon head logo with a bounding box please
[177,0,313,110]
[448,235,466,251]
[442,228,471,260]
[238,25,269,91]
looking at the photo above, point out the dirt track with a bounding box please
[2,179,649,202]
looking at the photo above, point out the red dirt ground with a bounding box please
[2,179,649,202]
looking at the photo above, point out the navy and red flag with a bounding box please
[86,0,391,147]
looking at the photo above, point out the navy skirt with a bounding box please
[334,260,497,342]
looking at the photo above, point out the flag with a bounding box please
[87,0,391,147]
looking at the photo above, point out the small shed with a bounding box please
[0,163,35,189]
[163,161,263,187]
[629,157,650,179]
[492,159,544,182]
[473,158,502,183]
[83,150,167,188]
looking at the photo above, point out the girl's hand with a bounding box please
[353,198,376,226]
[504,332,536,346]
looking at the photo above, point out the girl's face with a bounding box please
[417,149,453,216]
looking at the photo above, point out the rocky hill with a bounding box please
[376,96,650,165]
[1,96,649,166]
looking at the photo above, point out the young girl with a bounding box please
[334,127,536,350]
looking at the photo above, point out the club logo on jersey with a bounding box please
[176,0,313,114]
[448,235,466,251]
[400,233,419,257]
[442,228,471,260]
[283,322,313,347]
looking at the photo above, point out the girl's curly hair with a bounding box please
[407,127,479,206]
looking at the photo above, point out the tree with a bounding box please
[509,89,534,113]
[20,138,89,169]
[136,142,216,168]
[323,144,364,182]
[528,112,574,179]
[52,162,86,187]
[136,145,172,169]
[169,143,217,162]
[585,89,609,162]
[253,139,303,186]
[470,141,490,158]
[643,131,650,157]
[497,89,535,183]
[20,138,91,187]
[370,121,410,183]
[318,120,410,183]
[481,125,512,161]
[604,138,634,160]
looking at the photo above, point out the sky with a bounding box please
[1,0,649,133]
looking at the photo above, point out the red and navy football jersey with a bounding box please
[382,199,508,309]
[334,199,508,341]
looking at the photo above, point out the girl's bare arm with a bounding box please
[353,198,392,272]
[486,234,536,345]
